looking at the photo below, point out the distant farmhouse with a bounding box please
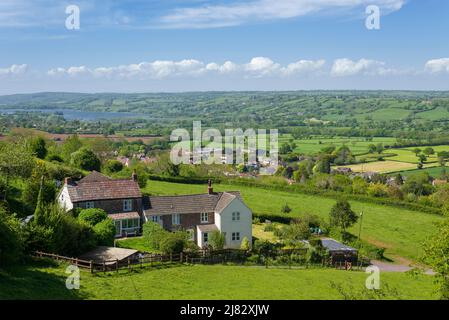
[58,172,252,249]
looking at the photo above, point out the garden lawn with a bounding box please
[143,180,443,262]
[0,262,437,300]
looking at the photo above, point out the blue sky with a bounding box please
[0,0,448,94]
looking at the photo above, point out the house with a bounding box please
[144,180,252,249]
[58,172,253,249]
[58,171,143,237]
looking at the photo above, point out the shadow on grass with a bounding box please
[0,259,89,300]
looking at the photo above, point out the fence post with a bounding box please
[90,260,93,274]
[170,253,172,262]
[103,261,106,274]
[116,259,119,272]
[75,258,78,267]
[180,252,183,263]
[128,258,131,271]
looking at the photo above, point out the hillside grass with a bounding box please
[0,261,437,300]
[142,180,443,262]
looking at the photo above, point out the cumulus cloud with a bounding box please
[425,58,449,74]
[0,64,28,77]
[331,58,398,76]
[47,57,327,79]
[159,0,406,29]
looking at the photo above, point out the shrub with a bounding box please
[78,208,108,226]
[159,232,187,254]
[281,203,292,214]
[367,183,389,198]
[70,148,101,171]
[93,218,116,246]
[241,237,251,250]
[0,209,24,266]
[263,223,276,232]
[104,160,124,173]
[142,221,167,250]
[209,231,225,250]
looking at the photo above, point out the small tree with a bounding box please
[329,199,358,232]
[104,160,124,173]
[209,231,225,250]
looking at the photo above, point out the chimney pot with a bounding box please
[132,170,138,182]
[208,179,213,194]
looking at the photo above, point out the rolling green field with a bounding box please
[0,261,437,300]
[278,135,397,155]
[143,180,443,262]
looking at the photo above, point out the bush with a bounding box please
[367,183,389,198]
[0,209,24,266]
[209,231,225,250]
[159,232,187,254]
[281,203,292,214]
[241,237,251,250]
[142,221,167,251]
[93,218,116,246]
[78,208,108,226]
[104,160,124,173]
[22,179,56,210]
[70,148,101,171]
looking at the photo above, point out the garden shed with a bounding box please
[320,239,358,265]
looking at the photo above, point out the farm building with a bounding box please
[321,238,358,265]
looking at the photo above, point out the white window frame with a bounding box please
[232,211,240,221]
[172,213,181,226]
[85,201,94,209]
[123,199,133,212]
[200,212,209,223]
[232,232,240,241]
[151,215,160,223]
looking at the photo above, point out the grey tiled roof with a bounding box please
[144,191,241,216]
[66,172,142,202]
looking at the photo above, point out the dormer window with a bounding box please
[123,199,132,212]
[200,212,209,223]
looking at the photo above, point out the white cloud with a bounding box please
[331,58,398,76]
[0,64,28,77]
[159,0,406,29]
[47,57,327,79]
[425,58,449,74]
[281,59,326,76]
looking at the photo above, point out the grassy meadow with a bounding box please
[142,180,443,262]
[0,261,437,300]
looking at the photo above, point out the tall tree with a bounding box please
[329,199,358,232]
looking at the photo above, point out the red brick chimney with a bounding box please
[208,179,213,194]
[132,170,138,182]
